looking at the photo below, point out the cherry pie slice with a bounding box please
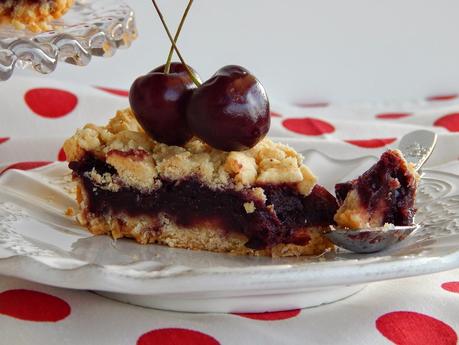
[64,108,338,257]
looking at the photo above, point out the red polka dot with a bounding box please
[137,328,220,345]
[270,111,282,118]
[25,88,78,118]
[294,101,329,108]
[0,289,70,322]
[0,137,9,144]
[441,282,459,293]
[345,138,396,148]
[283,117,335,136]
[234,309,300,321]
[426,94,458,101]
[57,147,66,161]
[376,113,412,120]
[376,311,457,345]
[95,86,129,97]
[0,161,52,175]
[434,113,459,132]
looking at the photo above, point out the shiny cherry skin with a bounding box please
[129,63,201,146]
[186,65,270,151]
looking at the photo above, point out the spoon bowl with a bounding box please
[323,225,419,253]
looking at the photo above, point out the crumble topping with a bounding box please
[0,0,74,32]
[86,168,120,192]
[333,189,368,229]
[106,150,159,191]
[64,108,317,195]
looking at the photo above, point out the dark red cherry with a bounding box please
[129,63,200,146]
[186,65,270,151]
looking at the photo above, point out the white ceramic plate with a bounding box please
[0,149,458,313]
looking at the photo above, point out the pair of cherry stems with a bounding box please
[151,0,201,87]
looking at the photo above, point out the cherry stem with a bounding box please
[164,0,193,74]
[151,0,201,86]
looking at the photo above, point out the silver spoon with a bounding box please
[323,130,437,253]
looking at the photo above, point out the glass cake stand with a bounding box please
[0,0,137,81]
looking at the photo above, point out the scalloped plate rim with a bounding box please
[0,247,457,295]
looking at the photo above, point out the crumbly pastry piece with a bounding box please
[334,149,420,229]
[0,0,74,32]
[64,108,337,257]
[64,109,317,194]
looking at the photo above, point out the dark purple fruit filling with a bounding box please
[69,154,337,249]
[335,150,417,226]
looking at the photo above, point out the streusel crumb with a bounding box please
[64,108,317,195]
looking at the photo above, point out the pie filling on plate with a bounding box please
[64,108,420,257]
[0,0,74,31]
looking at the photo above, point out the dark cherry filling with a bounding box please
[335,150,417,226]
[69,155,337,249]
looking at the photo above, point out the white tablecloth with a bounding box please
[1,77,459,345]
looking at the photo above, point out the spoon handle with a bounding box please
[398,130,437,171]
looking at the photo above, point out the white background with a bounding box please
[18,0,459,103]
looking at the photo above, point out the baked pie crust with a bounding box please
[64,108,336,257]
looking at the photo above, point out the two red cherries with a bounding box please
[129,63,270,151]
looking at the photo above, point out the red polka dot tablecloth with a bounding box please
[1,77,459,345]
